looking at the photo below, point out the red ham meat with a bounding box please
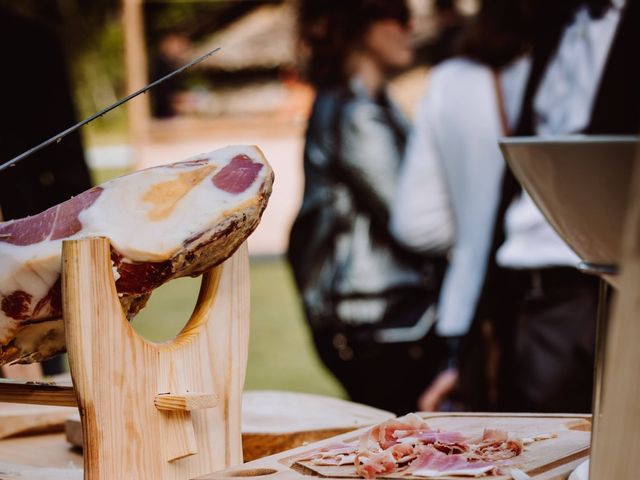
[361,413,433,450]
[355,450,397,479]
[354,414,472,478]
[0,145,273,364]
[407,446,498,477]
[301,416,539,479]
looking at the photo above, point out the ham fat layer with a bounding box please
[0,145,273,364]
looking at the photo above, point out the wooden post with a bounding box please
[590,148,640,479]
[62,237,249,479]
[122,0,150,168]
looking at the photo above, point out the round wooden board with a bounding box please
[0,433,82,479]
[241,391,394,461]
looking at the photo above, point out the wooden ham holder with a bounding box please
[0,236,250,479]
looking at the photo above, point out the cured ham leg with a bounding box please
[0,145,273,365]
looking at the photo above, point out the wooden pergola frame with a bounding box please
[122,0,151,159]
[121,0,283,164]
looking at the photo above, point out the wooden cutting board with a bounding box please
[0,392,392,478]
[0,433,82,479]
[196,413,591,480]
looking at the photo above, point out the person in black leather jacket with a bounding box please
[288,0,448,414]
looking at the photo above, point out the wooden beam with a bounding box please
[0,379,76,407]
[122,0,150,168]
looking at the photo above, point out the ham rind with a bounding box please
[0,145,273,365]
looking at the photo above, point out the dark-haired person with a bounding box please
[423,0,465,65]
[390,0,532,411]
[489,0,639,413]
[288,0,447,414]
[0,5,93,379]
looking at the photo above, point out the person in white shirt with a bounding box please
[393,0,639,413]
[390,0,532,411]
[489,0,638,413]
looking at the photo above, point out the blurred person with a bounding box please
[423,0,465,65]
[488,0,639,413]
[288,0,447,414]
[395,0,639,414]
[0,6,93,377]
[0,8,92,222]
[152,32,190,118]
[390,0,533,411]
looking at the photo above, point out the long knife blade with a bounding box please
[0,46,221,174]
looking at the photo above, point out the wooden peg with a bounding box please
[155,393,218,412]
[162,410,199,462]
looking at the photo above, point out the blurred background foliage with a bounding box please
[0,0,125,140]
[0,0,474,397]
[0,0,461,143]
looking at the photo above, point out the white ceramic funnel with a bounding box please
[499,135,638,283]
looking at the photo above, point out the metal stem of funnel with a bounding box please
[576,261,616,478]
[592,278,610,438]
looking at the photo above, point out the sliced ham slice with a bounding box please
[296,418,542,479]
[397,431,467,445]
[0,145,273,364]
[468,429,523,462]
[364,413,433,450]
[355,450,397,479]
[296,442,358,466]
[354,414,471,478]
[408,447,497,478]
[472,438,523,462]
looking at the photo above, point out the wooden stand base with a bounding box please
[0,237,251,479]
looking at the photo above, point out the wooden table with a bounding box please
[0,412,590,480]
[0,390,394,478]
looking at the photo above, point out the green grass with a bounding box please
[131,258,345,397]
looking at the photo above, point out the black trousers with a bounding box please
[312,329,444,415]
[493,267,598,413]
